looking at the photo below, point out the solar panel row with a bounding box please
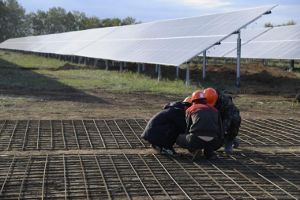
[0,5,277,66]
[206,25,300,60]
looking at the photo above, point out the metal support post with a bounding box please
[105,60,109,70]
[78,57,82,65]
[203,51,206,79]
[158,65,162,81]
[155,64,158,73]
[137,63,141,74]
[236,31,241,87]
[120,62,123,72]
[289,60,294,71]
[186,62,190,86]
[176,66,179,77]
[265,59,268,66]
[142,63,145,71]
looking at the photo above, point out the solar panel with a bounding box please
[206,25,300,60]
[0,5,277,66]
[205,28,272,57]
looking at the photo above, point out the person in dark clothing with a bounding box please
[204,88,241,154]
[176,90,223,161]
[141,98,191,156]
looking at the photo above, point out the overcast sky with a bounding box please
[17,0,300,28]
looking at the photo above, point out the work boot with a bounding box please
[150,144,162,153]
[204,149,216,160]
[225,138,234,154]
[192,149,202,161]
[233,137,239,148]
[162,148,181,157]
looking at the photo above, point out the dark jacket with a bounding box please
[186,102,223,140]
[141,101,187,148]
[215,90,240,133]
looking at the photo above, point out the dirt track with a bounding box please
[1,62,300,120]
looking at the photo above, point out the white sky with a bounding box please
[17,0,300,28]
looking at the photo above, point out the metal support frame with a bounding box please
[290,60,295,71]
[105,60,108,70]
[142,63,145,71]
[120,62,123,72]
[236,31,241,87]
[155,64,158,73]
[176,66,179,77]
[137,63,141,74]
[203,51,206,79]
[158,65,162,81]
[186,62,190,86]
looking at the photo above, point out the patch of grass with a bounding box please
[0,50,71,69]
[0,50,200,95]
[293,71,300,77]
[40,69,200,94]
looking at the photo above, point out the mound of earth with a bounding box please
[56,61,299,100]
[125,62,300,99]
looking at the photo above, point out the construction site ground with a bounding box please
[0,62,300,199]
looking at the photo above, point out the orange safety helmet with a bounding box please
[204,88,218,106]
[183,96,192,104]
[191,90,206,102]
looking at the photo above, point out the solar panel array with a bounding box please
[0,5,277,66]
[206,25,300,60]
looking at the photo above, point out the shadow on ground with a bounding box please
[0,58,108,104]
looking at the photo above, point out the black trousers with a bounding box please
[176,134,217,157]
[226,110,241,140]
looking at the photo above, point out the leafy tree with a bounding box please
[0,0,141,42]
[47,7,68,33]
[264,22,273,28]
[101,18,121,27]
[287,20,296,25]
[80,16,102,29]
[0,0,9,42]
[73,11,87,30]
[121,16,141,25]
[65,11,77,32]
[265,20,296,28]
[3,0,27,39]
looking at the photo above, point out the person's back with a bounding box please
[176,90,223,161]
[141,101,189,156]
[204,88,241,154]
[186,102,220,139]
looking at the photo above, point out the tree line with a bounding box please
[0,0,141,42]
[264,20,296,28]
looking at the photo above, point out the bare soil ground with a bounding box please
[1,62,300,120]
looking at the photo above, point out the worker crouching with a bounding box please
[176,90,223,161]
[141,100,191,156]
